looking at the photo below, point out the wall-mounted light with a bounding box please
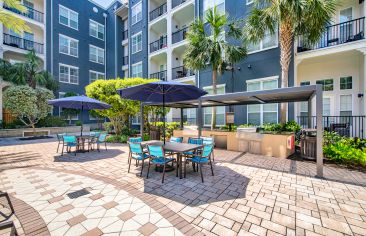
[237,67,241,71]
[247,64,252,69]
[358,93,364,98]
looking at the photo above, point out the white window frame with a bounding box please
[340,94,353,116]
[131,32,142,54]
[59,5,78,30]
[59,92,79,120]
[246,0,254,5]
[203,0,225,14]
[131,62,143,78]
[203,84,226,127]
[89,19,105,41]
[59,63,79,85]
[89,70,105,83]
[89,45,105,65]
[59,34,78,57]
[246,76,279,125]
[131,1,142,25]
[131,115,141,125]
[248,29,279,54]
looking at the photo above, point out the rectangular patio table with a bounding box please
[141,141,203,179]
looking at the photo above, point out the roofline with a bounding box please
[88,0,122,10]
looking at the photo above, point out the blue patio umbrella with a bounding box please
[48,95,111,136]
[118,81,207,143]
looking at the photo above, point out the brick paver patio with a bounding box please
[0,137,366,236]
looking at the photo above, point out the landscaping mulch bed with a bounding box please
[19,136,53,141]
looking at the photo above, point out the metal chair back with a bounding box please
[170,137,183,143]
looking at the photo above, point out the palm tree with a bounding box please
[184,7,247,129]
[0,0,30,33]
[2,50,58,91]
[245,0,337,123]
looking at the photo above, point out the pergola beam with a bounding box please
[316,86,323,178]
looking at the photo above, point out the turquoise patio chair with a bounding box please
[183,137,203,157]
[56,133,66,153]
[170,137,183,143]
[62,135,78,156]
[129,137,143,143]
[97,133,108,152]
[184,144,214,182]
[128,142,149,176]
[202,136,215,161]
[146,145,175,183]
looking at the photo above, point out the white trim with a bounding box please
[339,94,353,116]
[131,61,143,78]
[246,0,254,5]
[246,75,279,84]
[203,84,226,127]
[131,1,142,25]
[89,19,105,41]
[248,45,278,55]
[58,4,79,30]
[89,44,105,65]
[89,70,105,83]
[131,31,142,54]
[59,34,79,58]
[59,63,79,85]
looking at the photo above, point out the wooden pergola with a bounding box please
[141,85,324,177]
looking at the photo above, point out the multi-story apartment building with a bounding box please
[1,0,365,134]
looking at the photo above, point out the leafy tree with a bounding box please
[184,6,247,130]
[245,0,336,123]
[0,0,30,34]
[60,91,79,125]
[3,85,54,132]
[85,78,158,135]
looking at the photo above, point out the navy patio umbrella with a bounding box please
[48,95,111,136]
[118,81,207,143]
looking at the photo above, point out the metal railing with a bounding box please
[172,27,188,44]
[172,0,187,9]
[172,65,195,80]
[122,30,128,41]
[297,115,365,139]
[150,70,167,81]
[3,4,44,23]
[150,36,167,53]
[3,33,44,54]
[122,56,128,66]
[297,17,365,52]
[149,3,167,21]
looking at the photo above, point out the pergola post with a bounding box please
[316,86,323,178]
[308,99,312,128]
[140,103,144,138]
[180,108,184,129]
[198,99,202,138]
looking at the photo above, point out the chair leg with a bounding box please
[162,163,166,183]
[128,155,132,173]
[199,163,204,183]
[146,159,151,179]
[176,156,179,177]
[61,145,64,156]
[140,159,144,177]
[74,147,76,156]
[105,142,107,150]
[210,159,214,176]
[212,150,215,162]
[57,142,60,153]
[184,159,187,178]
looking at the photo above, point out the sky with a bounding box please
[93,0,115,8]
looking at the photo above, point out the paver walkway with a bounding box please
[1,137,366,236]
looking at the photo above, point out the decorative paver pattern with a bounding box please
[1,139,366,236]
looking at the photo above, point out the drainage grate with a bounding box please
[67,189,90,199]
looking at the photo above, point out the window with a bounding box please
[89,20,105,40]
[131,62,143,78]
[246,0,253,5]
[131,2,142,25]
[340,95,352,116]
[59,5,78,30]
[59,92,79,120]
[89,70,105,83]
[203,0,225,15]
[131,115,141,125]
[248,29,278,53]
[59,34,78,57]
[59,64,79,84]
[340,76,352,90]
[204,86,225,127]
[300,81,310,86]
[323,97,331,116]
[316,79,333,91]
[247,77,278,125]
[89,45,105,64]
[131,32,142,54]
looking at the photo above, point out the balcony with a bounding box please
[150,70,167,81]
[122,30,128,41]
[3,4,44,23]
[3,33,44,54]
[122,56,128,66]
[297,17,365,53]
[172,66,195,80]
[149,3,167,22]
[150,36,167,53]
[172,27,188,44]
[172,0,188,9]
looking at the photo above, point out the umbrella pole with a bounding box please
[81,103,83,136]
[163,87,166,145]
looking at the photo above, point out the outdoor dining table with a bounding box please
[76,135,93,152]
[141,140,203,179]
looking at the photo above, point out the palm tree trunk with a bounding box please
[279,21,293,124]
[211,69,217,130]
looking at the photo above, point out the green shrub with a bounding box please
[150,122,180,138]
[103,122,114,133]
[324,141,366,166]
[283,120,301,133]
[105,134,129,143]
[220,124,237,131]
[238,124,256,128]
[2,119,25,129]
[120,135,128,143]
[261,121,301,134]
[75,120,82,126]
[37,115,67,127]
[143,133,150,141]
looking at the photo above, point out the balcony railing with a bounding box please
[172,27,188,44]
[150,36,167,53]
[3,33,44,54]
[172,66,195,80]
[3,4,44,23]
[122,56,128,66]
[297,115,365,139]
[172,0,187,9]
[122,30,128,41]
[297,17,365,52]
[150,70,167,81]
[149,3,167,22]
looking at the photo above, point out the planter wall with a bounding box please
[0,125,90,138]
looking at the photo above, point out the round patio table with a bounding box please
[76,135,93,152]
